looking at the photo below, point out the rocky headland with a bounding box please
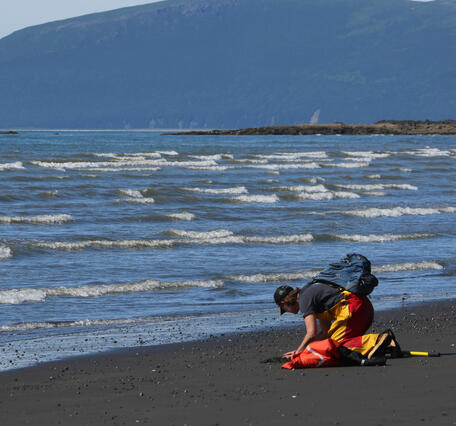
[0,130,18,134]
[169,120,456,136]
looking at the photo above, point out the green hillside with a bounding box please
[0,0,454,129]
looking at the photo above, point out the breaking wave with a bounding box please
[117,189,143,198]
[183,186,248,194]
[373,261,443,273]
[35,240,176,250]
[334,184,418,191]
[325,162,370,168]
[296,191,359,201]
[228,260,444,284]
[333,233,435,242]
[0,317,148,332]
[0,214,74,224]
[165,229,234,239]
[0,246,12,259]
[0,161,24,170]
[343,206,456,218]
[33,231,314,251]
[0,279,224,305]
[275,184,328,193]
[164,212,195,221]
[116,189,155,203]
[230,194,279,203]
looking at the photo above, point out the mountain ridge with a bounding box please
[0,0,454,129]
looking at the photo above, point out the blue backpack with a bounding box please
[311,253,378,296]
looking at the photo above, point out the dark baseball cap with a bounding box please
[274,285,293,315]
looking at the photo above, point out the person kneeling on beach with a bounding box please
[274,284,400,366]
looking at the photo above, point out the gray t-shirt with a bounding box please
[299,282,344,318]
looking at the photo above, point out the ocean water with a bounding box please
[0,131,455,370]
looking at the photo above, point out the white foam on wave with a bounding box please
[165,212,195,221]
[227,260,444,284]
[399,168,412,173]
[116,190,155,203]
[344,206,456,218]
[0,318,141,332]
[342,151,391,160]
[35,231,315,252]
[0,278,224,305]
[335,183,418,191]
[230,194,279,203]
[403,147,451,157]
[373,261,443,273]
[275,184,328,193]
[156,150,179,156]
[296,191,359,201]
[117,189,143,198]
[255,152,328,160]
[244,233,313,244]
[324,162,371,168]
[228,270,318,283]
[36,239,176,250]
[334,233,434,242]
[0,161,24,170]
[363,191,386,197]
[183,186,248,195]
[166,229,234,239]
[122,197,155,204]
[233,159,269,164]
[247,162,321,170]
[185,165,230,171]
[31,158,217,171]
[0,245,12,259]
[297,192,334,201]
[189,154,233,161]
[87,167,161,173]
[366,174,381,179]
[0,214,74,224]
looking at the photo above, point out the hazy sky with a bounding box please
[0,0,161,39]
[0,0,436,40]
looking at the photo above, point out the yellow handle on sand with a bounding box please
[403,351,440,357]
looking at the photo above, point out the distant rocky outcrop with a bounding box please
[170,120,456,136]
[0,131,18,134]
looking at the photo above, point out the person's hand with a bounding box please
[282,350,297,359]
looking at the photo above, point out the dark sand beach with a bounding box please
[1,300,456,426]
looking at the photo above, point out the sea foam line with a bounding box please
[0,214,74,224]
[334,183,418,191]
[333,233,435,242]
[0,279,224,305]
[227,260,444,284]
[182,186,248,195]
[230,194,279,203]
[0,317,148,332]
[343,206,456,218]
[296,191,359,201]
[33,231,315,251]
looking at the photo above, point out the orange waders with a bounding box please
[316,291,380,356]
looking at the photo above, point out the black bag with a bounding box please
[311,253,378,296]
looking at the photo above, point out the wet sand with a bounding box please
[1,300,456,425]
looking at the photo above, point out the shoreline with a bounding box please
[1,299,455,425]
[2,296,455,373]
[168,120,456,136]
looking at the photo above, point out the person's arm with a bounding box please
[283,313,320,358]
